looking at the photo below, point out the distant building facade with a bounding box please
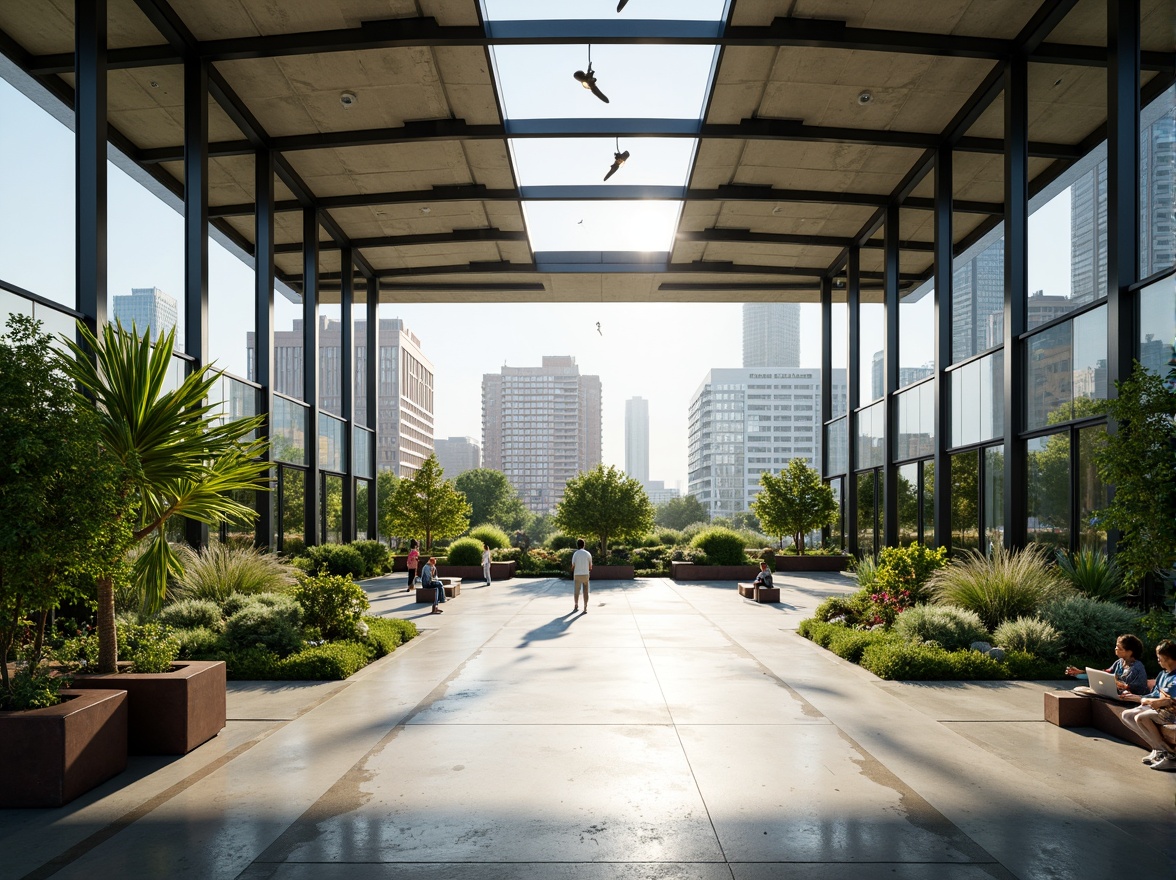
[248,316,434,478]
[112,286,177,345]
[644,480,680,507]
[688,367,847,519]
[743,302,800,368]
[434,436,481,477]
[482,356,602,513]
[625,396,650,485]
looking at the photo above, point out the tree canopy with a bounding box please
[376,469,400,544]
[385,456,471,550]
[454,468,528,531]
[751,459,837,554]
[554,464,654,557]
[655,494,709,530]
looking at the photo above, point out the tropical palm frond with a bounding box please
[133,528,185,615]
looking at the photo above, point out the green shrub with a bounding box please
[547,533,579,550]
[295,573,370,641]
[928,543,1069,630]
[223,599,304,656]
[631,545,671,571]
[812,590,873,627]
[117,622,181,673]
[0,665,67,710]
[875,544,949,603]
[860,640,1008,681]
[993,616,1063,659]
[554,548,576,572]
[1039,595,1140,659]
[468,525,510,550]
[158,598,223,632]
[1138,607,1176,645]
[277,642,372,680]
[445,537,485,566]
[174,543,297,603]
[827,627,897,663]
[1002,649,1063,680]
[222,646,279,679]
[893,604,989,651]
[669,546,706,564]
[299,543,366,579]
[851,554,879,589]
[690,527,749,565]
[53,630,100,671]
[173,626,222,660]
[797,618,840,647]
[364,616,418,657]
[654,528,684,546]
[350,540,391,578]
[1055,548,1129,603]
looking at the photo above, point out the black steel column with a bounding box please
[882,203,900,548]
[74,0,107,333]
[1002,55,1029,550]
[254,150,275,548]
[933,144,954,550]
[820,276,833,546]
[846,247,862,556]
[303,208,320,547]
[366,276,379,537]
[184,54,209,549]
[340,247,355,543]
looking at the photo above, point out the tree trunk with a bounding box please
[96,575,118,673]
[796,532,806,555]
[31,608,48,665]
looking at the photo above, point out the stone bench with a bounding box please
[1044,690,1176,751]
[415,578,461,603]
[737,582,780,604]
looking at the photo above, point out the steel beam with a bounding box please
[255,149,275,549]
[272,228,528,255]
[74,0,107,334]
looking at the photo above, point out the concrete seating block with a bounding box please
[737,583,780,603]
[1044,691,1092,728]
[415,578,461,603]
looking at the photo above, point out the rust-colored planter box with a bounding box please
[773,555,849,572]
[588,565,634,580]
[0,689,127,808]
[671,562,761,581]
[1044,691,1092,728]
[70,660,226,755]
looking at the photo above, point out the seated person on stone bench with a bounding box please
[752,561,773,596]
[1064,633,1150,696]
[1119,640,1176,771]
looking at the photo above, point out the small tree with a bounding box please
[1095,364,1176,591]
[387,456,471,550]
[454,468,528,530]
[376,470,400,544]
[554,464,654,558]
[655,494,709,530]
[751,459,837,554]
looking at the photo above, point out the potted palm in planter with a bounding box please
[58,321,270,755]
[0,316,129,806]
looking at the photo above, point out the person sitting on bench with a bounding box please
[752,561,773,599]
[1064,633,1149,695]
[1119,640,1176,771]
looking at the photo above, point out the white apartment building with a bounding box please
[434,436,481,477]
[482,356,602,513]
[688,367,847,519]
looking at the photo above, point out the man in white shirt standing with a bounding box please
[571,538,593,614]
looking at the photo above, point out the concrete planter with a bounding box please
[671,562,761,581]
[588,565,635,580]
[773,555,849,572]
[0,688,127,807]
[436,561,517,581]
[70,660,226,755]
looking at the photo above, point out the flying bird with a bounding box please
[617,0,630,10]
[573,65,610,103]
[596,322,603,336]
[603,150,630,181]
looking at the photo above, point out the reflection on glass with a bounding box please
[323,474,343,544]
[272,396,308,465]
[895,382,934,460]
[826,476,844,550]
[899,280,935,388]
[860,302,884,402]
[1027,433,1070,548]
[269,285,304,402]
[831,303,848,418]
[898,463,919,547]
[922,460,936,547]
[857,470,876,559]
[856,402,885,470]
[222,489,257,547]
[1138,275,1176,375]
[356,479,370,542]
[1077,425,1107,551]
[983,445,1004,550]
[1026,322,1071,429]
[952,230,1004,363]
[209,234,254,379]
[1072,306,1107,410]
[1140,85,1175,279]
[319,414,346,473]
[318,304,343,415]
[825,417,848,477]
[951,450,979,555]
[951,351,1005,447]
[354,427,373,480]
[280,466,305,553]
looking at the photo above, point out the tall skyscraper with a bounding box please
[482,356,602,513]
[625,396,649,484]
[112,286,177,345]
[434,436,481,478]
[688,367,846,519]
[743,302,800,368]
[248,316,434,477]
[952,237,1005,361]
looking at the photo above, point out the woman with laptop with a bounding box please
[1065,633,1150,696]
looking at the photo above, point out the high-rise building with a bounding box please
[112,286,177,345]
[743,302,800,368]
[625,396,649,484]
[643,480,680,506]
[434,436,481,477]
[869,350,934,401]
[687,367,847,519]
[482,356,602,513]
[248,316,434,477]
[952,238,1005,360]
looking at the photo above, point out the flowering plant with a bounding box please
[866,588,913,629]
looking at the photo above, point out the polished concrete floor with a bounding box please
[3,574,1173,880]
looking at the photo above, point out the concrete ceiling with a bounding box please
[0,0,1171,303]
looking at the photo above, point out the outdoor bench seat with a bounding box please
[1044,683,1176,751]
[415,578,461,603]
[737,582,780,604]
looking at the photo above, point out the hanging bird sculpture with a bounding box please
[617,0,630,10]
[573,65,610,104]
[603,150,630,181]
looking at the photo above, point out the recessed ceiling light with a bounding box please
[149,80,159,88]
[420,207,431,214]
[340,91,357,108]
[857,91,872,105]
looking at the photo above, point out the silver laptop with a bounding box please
[1083,667,1123,699]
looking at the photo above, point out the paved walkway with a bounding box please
[2,573,1173,880]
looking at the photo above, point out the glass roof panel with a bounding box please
[484,0,728,21]
[522,201,683,252]
[509,138,696,188]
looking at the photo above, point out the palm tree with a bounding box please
[58,321,270,673]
